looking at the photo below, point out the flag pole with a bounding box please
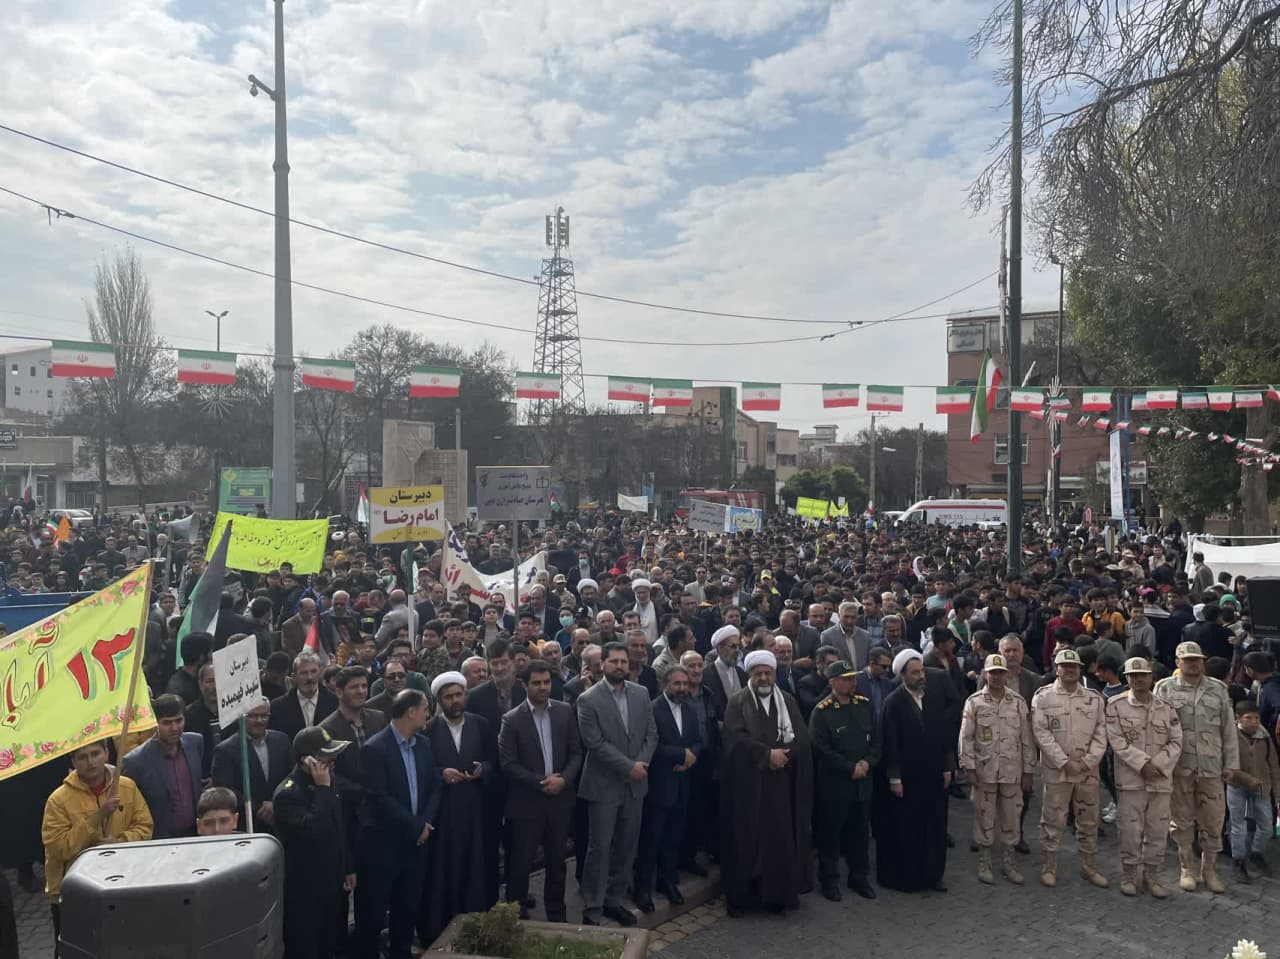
[109,562,156,829]
[239,716,255,833]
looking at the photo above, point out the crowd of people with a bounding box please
[2,503,1278,959]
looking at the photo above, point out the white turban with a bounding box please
[577,578,598,592]
[711,625,739,648]
[892,649,923,678]
[743,650,777,673]
[429,671,467,699]
[631,578,651,590]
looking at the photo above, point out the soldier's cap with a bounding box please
[825,660,858,680]
[1175,641,1206,660]
[1122,657,1153,675]
[983,653,1008,672]
[294,725,350,760]
[1053,648,1083,667]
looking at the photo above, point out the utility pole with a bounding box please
[914,421,924,502]
[455,408,462,450]
[1006,0,1025,574]
[1048,255,1065,524]
[249,0,296,520]
[205,309,229,508]
[868,415,878,513]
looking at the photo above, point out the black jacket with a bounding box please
[269,687,339,744]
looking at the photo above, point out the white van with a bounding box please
[898,498,1007,529]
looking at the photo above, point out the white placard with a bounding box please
[211,637,262,727]
[475,466,552,520]
[688,499,727,533]
[617,493,649,513]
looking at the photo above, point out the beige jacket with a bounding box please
[959,687,1038,784]
[1104,691,1182,793]
[1031,681,1107,783]
[1153,675,1239,778]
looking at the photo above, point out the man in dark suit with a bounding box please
[678,651,720,876]
[633,666,701,912]
[797,646,842,720]
[183,663,226,777]
[211,698,293,832]
[122,693,205,839]
[353,690,440,959]
[270,650,338,744]
[778,609,820,673]
[499,660,583,922]
[576,642,658,926]
[465,638,526,903]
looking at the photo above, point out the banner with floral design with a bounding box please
[0,564,155,781]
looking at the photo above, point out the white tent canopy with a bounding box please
[1186,535,1280,583]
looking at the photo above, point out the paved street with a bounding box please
[661,789,1278,959]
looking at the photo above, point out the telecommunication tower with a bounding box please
[532,207,586,418]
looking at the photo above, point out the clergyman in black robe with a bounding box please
[718,651,814,915]
[874,656,956,892]
[418,674,496,945]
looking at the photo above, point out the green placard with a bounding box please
[218,467,272,516]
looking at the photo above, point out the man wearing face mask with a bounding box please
[718,649,814,916]
[553,608,577,652]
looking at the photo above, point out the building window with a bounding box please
[994,433,1029,465]
[8,363,15,375]
[737,441,748,462]
[777,453,798,467]
[46,389,54,399]
[46,368,52,379]
[29,366,35,377]
[12,386,19,397]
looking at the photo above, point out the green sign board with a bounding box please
[218,467,272,515]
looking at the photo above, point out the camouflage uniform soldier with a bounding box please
[1154,641,1240,894]
[1105,658,1182,898]
[1031,648,1109,888]
[958,654,1038,885]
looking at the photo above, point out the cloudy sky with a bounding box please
[0,0,1059,435]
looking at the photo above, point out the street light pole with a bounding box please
[249,0,296,519]
[868,414,878,513]
[1006,0,1025,574]
[1047,256,1064,524]
[204,309,229,507]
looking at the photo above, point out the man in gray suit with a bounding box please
[576,641,657,927]
[820,601,871,670]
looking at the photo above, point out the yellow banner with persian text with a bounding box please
[369,485,446,544]
[206,512,328,573]
[0,564,156,782]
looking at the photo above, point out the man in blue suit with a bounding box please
[353,689,440,959]
[633,666,702,912]
[122,693,204,839]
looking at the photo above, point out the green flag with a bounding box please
[174,519,233,670]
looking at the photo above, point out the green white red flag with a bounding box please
[177,350,237,386]
[970,351,1001,443]
[865,385,903,412]
[515,372,561,400]
[410,366,461,398]
[51,340,116,378]
[822,384,860,408]
[741,382,781,411]
[300,358,356,392]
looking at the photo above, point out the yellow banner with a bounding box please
[206,512,328,573]
[0,565,156,781]
[369,485,446,544]
[795,496,829,518]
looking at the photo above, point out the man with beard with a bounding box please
[719,650,814,917]
[576,642,657,926]
[875,649,955,892]
[419,672,494,944]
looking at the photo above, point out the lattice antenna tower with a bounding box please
[532,206,586,419]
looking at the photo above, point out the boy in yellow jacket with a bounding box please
[41,740,153,951]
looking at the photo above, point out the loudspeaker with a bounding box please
[1248,577,1280,637]
[59,834,283,958]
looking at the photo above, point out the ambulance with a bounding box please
[897,498,1007,529]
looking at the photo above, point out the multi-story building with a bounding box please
[944,307,1146,503]
[1,346,70,418]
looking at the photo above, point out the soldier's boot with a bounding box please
[1201,852,1226,894]
[1079,856,1110,889]
[1119,865,1140,897]
[1178,846,1198,892]
[976,848,995,885]
[1039,852,1057,887]
[1001,848,1024,885]
[1145,866,1169,900]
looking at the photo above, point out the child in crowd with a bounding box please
[1227,700,1279,882]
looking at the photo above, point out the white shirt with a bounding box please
[446,716,465,753]
[664,694,684,735]
[714,656,740,694]
[251,736,270,779]
[299,691,317,727]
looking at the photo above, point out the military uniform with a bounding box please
[1154,644,1239,892]
[1105,679,1182,897]
[958,674,1037,883]
[1031,663,1108,887]
[809,680,880,897]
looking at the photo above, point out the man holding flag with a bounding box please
[172,522,233,672]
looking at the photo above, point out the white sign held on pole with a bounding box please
[475,466,552,521]
[211,637,263,727]
[688,499,727,534]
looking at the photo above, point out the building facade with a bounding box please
[2,347,71,418]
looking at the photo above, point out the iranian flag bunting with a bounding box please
[1145,388,1179,410]
[515,372,561,400]
[970,351,1001,443]
[1236,390,1264,409]
[1009,389,1043,412]
[300,358,356,392]
[1048,394,1071,410]
[865,385,904,412]
[1181,391,1209,411]
[821,384,860,408]
[935,387,971,415]
[1093,417,1111,430]
[410,366,462,398]
[1207,389,1234,411]
[1137,425,1153,436]
[1268,386,1280,402]
[1080,389,1111,412]
[177,349,237,386]
[607,377,650,403]
[650,379,694,407]
[741,382,781,412]
[1132,393,1149,411]
[51,340,116,378]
